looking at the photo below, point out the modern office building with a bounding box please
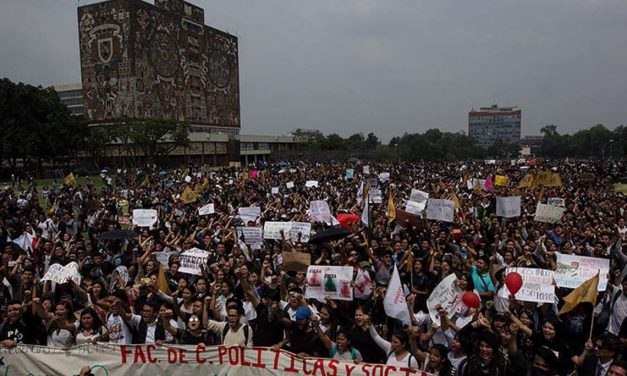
[468,105,521,148]
[77,0,240,134]
[54,83,85,116]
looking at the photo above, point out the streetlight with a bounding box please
[609,139,614,161]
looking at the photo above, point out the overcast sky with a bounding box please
[1,0,626,141]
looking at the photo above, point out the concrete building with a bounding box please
[468,105,521,148]
[77,0,240,134]
[54,83,85,116]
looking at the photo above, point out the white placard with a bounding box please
[534,203,565,224]
[155,250,177,269]
[547,197,565,207]
[289,222,312,243]
[555,254,609,291]
[409,189,429,203]
[236,227,263,250]
[305,265,354,302]
[405,200,426,215]
[309,200,332,223]
[363,165,370,175]
[305,180,319,188]
[132,209,158,227]
[496,196,521,218]
[198,204,215,216]
[41,262,81,285]
[263,222,293,240]
[178,248,209,276]
[354,269,373,299]
[238,206,261,225]
[500,267,555,303]
[271,187,279,194]
[368,188,382,204]
[426,199,455,222]
[286,181,295,189]
[379,172,390,183]
[427,274,463,326]
[467,179,487,191]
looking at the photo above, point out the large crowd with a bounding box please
[0,159,625,376]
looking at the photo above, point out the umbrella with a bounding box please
[159,170,168,176]
[308,227,351,244]
[336,213,360,229]
[99,229,138,241]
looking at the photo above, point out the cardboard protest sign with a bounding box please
[427,274,463,326]
[354,269,373,299]
[286,181,295,189]
[178,248,209,276]
[198,204,215,216]
[547,197,565,207]
[534,203,565,224]
[395,209,421,228]
[238,207,261,225]
[555,253,608,291]
[379,172,390,183]
[306,265,354,302]
[42,262,81,285]
[426,199,455,222]
[289,222,311,243]
[309,200,332,223]
[496,196,521,218]
[305,180,319,188]
[282,251,311,272]
[132,209,158,227]
[236,227,263,249]
[499,268,555,303]
[263,222,293,240]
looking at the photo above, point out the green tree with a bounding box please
[125,119,190,165]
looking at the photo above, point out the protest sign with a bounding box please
[405,200,426,215]
[499,268,555,303]
[178,248,209,276]
[289,222,311,243]
[305,180,319,188]
[409,189,429,204]
[496,196,521,218]
[0,344,429,376]
[155,250,177,269]
[238,206,260,225]
[282,252,311,272]
[263,222,293,240]
[427,274,463,326]
[110,265,130,291]
[286,181,295,189]
[426,199,455,222]
[42,262,81,285]
[547,197,566,207]
[271,187,279,194]
[345,169,354,179]
[555,253,609,291]
[534,203,565,224]
[236,227,263,249]
[132,209,158,227]
[467,179,487,191]
[198,203,215,216]
[354,269,373,299]
[363,165,370,175]
[379,172,390,183]
[309,200,332,223]
[306,265,354,302]
[368,188,382,204]
[495,175,509,186]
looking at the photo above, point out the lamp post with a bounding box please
[609,139,614,161]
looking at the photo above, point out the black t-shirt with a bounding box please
[287,322,323,357]
[252,302,285,347]
[0,318,36,345]
[180,331,207,345]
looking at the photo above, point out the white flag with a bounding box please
[383,265,412,326]
[361,198,369,227]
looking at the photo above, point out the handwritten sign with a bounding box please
[409,189,429,203]
[178,248,209,276]
[305,180,319,188]
[155,250,177,269]
[547,197,565,207]
[238,206,261,225]
[271,187,279,195]
[379,172,390,183]
[289,222,311,243]
[368,188,382,204]
[363,165,370,175]
[426,199,455,222]
[534,203,565,224]
[42,262,81,285]
[309,200,331,223]
[500,268,555,303]
[306,266,354,302]
[198,204,215,216]
[263,222,293,240]
[286,181,295,189]
[555,253,609,291]
[427,274,463,326]
[132,209,158,227]
[496,196,521,218]
[405,200,426,215]
[236,227,263,250]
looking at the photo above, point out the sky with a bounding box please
[1,0,627,141]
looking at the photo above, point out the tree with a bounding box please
[122,119,190,166]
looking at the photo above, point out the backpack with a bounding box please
[222,324,250,345]
[387,351,416,368]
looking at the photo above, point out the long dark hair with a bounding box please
[77,307,104,334]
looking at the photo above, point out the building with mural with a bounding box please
[78,0,240,134]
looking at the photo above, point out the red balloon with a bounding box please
[505,272,523,295]
[462,291,480,309]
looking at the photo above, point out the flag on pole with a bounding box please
[64,173,76,186]
[180,186,198,204]
[384,265,412,326]
[156,265,171,295]
[387,193,396,223]
[559,273,599,315]
[361,197,369,227]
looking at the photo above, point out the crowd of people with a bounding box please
[0,159,625,376]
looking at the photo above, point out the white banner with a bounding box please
[354,269,373,299]
[534,203,565,224]
[236,227,263,249]
[409,189,429,203]
[41,262,81,285]
[368,189,382,204]
[427,273,463,326]
[496,196,521,218]
[309,200,332,223]
[555,253,609,291]
[198,204,215,216]
[132,209,158,227]
[467,178,487,191]
[305,180,319,188]
[305,266,354,302]
[363,165,370,175]
[263,222,293,240]
[178,248,209,276]
[405,200,426,215]
[286,181,295,189]
[500,267,555,303]
[271,187,280,195]
[379,172,390,183]
[547,197,566,207]
[238,207,261,225]
[289,222,311,243]
[426,199,455,222]
[0,344,428,376]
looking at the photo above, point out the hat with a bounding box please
[295,307,311,321]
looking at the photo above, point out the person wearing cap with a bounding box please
[281,287,305,321]
[273,306,323,358]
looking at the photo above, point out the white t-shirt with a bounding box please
[608,290,627,335]
[107,314,132,344]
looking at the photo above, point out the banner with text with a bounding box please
[499,267,555,303]
[132,209,158,227]
[178,248,209,276]
[555,253,609,291]
[306,265,354,302]
[426,199,455,222]
[496,196,521,218]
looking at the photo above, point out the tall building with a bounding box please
[468,105,521,148]
[77,0,240,134]
[53,83,85,116]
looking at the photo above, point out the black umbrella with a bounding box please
[308,227,351,244]
[99,229,138,241]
